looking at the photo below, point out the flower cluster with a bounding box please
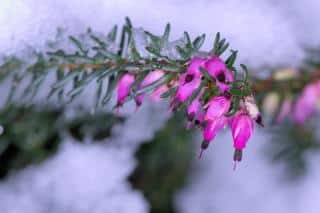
[271,80,320,124]
[261,68,320,125]
[117,56,262,164]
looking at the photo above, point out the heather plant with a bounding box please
[1,18,320,168]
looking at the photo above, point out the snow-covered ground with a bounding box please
[0,142,148,213]
[0,102,169,213]
[1,0,320,212]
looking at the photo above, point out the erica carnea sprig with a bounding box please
[0,17,261,164]
[259,67,320,125]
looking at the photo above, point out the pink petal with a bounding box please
[203,116,227,142]
[231,113,254,150]
[205,96,231,120]
[117,73,135,106]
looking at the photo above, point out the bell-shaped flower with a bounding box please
[187,89,204,121]
[199,116,227,158]
[175,57,206,103]
[150,84,169,102]
[230,112,254,162]
[204,56,234,92]
[293,82,320,124]
[203,116,228,142]
[194,111,206,128]
[117,73,135,106]
[205,95,231,121]
[135,70,165,106]
[187,97,201,121]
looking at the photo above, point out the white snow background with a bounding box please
[0,0,320,212]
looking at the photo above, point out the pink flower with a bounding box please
[230,112,254,161]
[187,89,204,121]
[276,98,292,123]
[205,95,231,120]
[293,82,320,124]
[205,56,234,92]
[203,116,227,142]
[194,111,205,127]
[187,97,201,121]
[117,73,135,106]
[199,116,227,158]
[175,58,206,103]
[135,70,165,106]
[150,84,169,102]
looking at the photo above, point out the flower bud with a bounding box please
[194,111,205,128]
[117,73,135,106]
[187,97,201,121]
[203,116,227,142]
[200,116,227,158]
[205,56,234,92]
[135,70,165,106]
[187,89,204,121]
[175,57,206,103]
[150,84,169,102]
[205,96,231,120]
[230,112,254,151]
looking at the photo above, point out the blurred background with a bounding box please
[1,0,320,212]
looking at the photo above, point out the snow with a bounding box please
[1,0,320,213]
[0,141,147,213]
[1,0,319,69]
[0,102,169,213]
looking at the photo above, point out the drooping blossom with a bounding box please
[151,80,179,102]
[187,89,204,121]
[135,70,165,106]
[200,116,228,158]
[205,56,234,92]
[230,111,254,162]
[194,111,205,128]
[174,57,206,103]
[187,97,201,121]
[113,55,259,165]
[117,73,135,106]
[293,81,320,124]
[205,95,231,121]
[186,90,204,129]
[202,116,227,144]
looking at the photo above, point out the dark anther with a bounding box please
[256,115,264,127]
[223,91,231,99]
[194,119,200,125]
[187,112,195,121]
[233,149,242,162]
[216,72,226,82]
[201,140,210,150]
[135,99,142,107]
[185,74,194,83]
